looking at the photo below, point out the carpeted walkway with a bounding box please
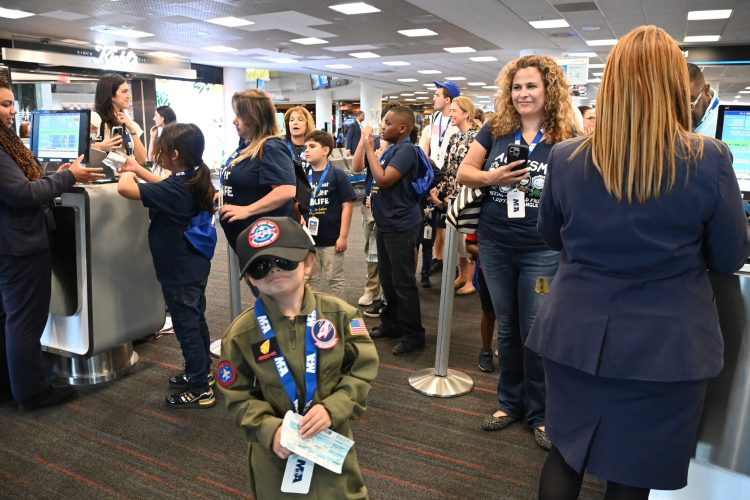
[0,209,605,499]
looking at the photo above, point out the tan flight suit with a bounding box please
[218,287,379,499]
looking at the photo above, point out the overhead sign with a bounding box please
[91,46,138,70]
[556,57,589,85]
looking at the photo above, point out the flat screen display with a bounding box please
[310,74,331,90]
[716,105,750,197]
[30,110,90,163]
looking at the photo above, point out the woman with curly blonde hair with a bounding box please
[283,106,316,166]
[457,55,579,451]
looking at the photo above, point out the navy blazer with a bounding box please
[346,123,362,154]
[0,148,75,256]
[527,136,750,382]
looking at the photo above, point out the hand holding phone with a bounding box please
[507,143,529,171]
[111,126,124,137]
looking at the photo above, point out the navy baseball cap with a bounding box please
[434,81,461,98]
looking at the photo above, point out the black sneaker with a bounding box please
[477,348,495,372]
[429,259,443,276]
[363,301,384,318]
[165,389,216,409]
[392,341,425,356]
[169,371,216,388]
[421,276,432,288]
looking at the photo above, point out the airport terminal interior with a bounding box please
[1,0,750,498]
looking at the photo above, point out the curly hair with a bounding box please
[284,106,315,143]
[0,80,43,180]
[491,55,579,145]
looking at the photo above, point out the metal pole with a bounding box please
[211,239,243,358]
[408,205,473,397]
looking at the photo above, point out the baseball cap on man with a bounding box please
[236,217,315,277]
[434,81,461,99]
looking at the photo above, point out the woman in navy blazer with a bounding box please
[0,79,102,410]
[528,26,750,499]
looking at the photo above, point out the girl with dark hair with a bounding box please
[91,73,147,164]
[117,123,217,409]
[148,106,177,175]
[0,80,103,410]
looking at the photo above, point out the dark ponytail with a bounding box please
[155,123,215,214]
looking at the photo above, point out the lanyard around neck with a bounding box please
[514,128,545,155]
[437,113,450,147]
[254,297,318,415]
[220,141,246,186]
[286,140,305,161]
[309,163,332,204]
[697,95,720,128]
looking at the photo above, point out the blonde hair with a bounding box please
[573,25,704,203]
[491,55,579,145]
[231,89,280,167]
[451,96,476,125]
[284,106,316,142]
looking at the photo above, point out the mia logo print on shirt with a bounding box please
[488,151,548,208]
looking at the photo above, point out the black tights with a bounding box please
[539,446,650,500]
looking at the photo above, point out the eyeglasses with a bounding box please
[248,256,299,280]
[690,91,704,110]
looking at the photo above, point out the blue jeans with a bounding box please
[162,282,212,393]
[478,244,559,428]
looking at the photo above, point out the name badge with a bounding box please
[307,216,319,236]
[507,189,525,219]
[281,454,314,494]
[423,224,433,240]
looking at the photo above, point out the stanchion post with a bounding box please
[228,240,242,320]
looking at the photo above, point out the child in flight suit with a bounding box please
[217,216,379,499]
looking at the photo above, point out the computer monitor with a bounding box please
[310,74,331,90]
[716,104,750,200]
[30,109,91,164]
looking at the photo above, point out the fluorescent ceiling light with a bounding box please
[383,61,410,66]
[445,76,466,81]
[0,7,35,19]
[687,10,732,21]
[398,78,418,82]
[589,63,605,68]
[592,72,603,76]
[467,82,486,86]
[414,91,428,94]
[350,51,379,58]
[470,56,497,62]
[416,97,429,100]
[735,95,741,99]
[325,64,352,69]
[387,95,398,99]
[400,93,415,96]
[529,19,569,29]
[149,51,181,58]
[587,78,601,83]
[482,85,498,89]
[423,83,434,87]
[266,58,298,64]
[110,29,154,38]
[418,69,441,74]
[398,29,437,37]
[586,39,617,46]
[684,35,721,43]
[746,86,750,90]
[444,47,476,53]
[207,16,254,27]
[329,2,381,15]
[59,38,89,45]
[291,37,328,45]
[204,45,238,52]
[566,52,598,58]
[739,91,750,94]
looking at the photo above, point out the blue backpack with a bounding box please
[408,140,435,198]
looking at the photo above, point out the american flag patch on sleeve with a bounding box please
[349,318,369,336]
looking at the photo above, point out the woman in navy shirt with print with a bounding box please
[457,55,579,450]
[219,89,296,251]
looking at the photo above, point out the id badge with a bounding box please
[307,216,319,236]
[365,195,370,208]
[281,454,314,494]
[423,224,433,240]
[217,187,224,208]
[507,189,526,219]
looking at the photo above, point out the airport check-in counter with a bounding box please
[43,183,165,384]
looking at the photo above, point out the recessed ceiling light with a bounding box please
[325,64,352,69]
[684,35,721,43]
[387,95,399,99]
[404,98,417,101]
[291,37,328,45]
[0,7,35,19]
[444,47,476,53]
[482,85,499,89]
[566,52,598,58]
[207,16,254,27]
[329,2,381,15]
[416,97,430,100]
[398,78,418,82]
[267,57,298,64]
[467,82,486,86]
[423,83,434,87]
[581,26,600,31]
[735,95,742,99]
[746,86,750,90]
[204,45,238,52]
[593,72,603,77]
[418,69,441,74]
[414,91,428,94]
[383,61,410,66]
[529,19,569,29]
[588,78,602,83]
[687,10,732,21]
[586,39,617,46]
[470,56,497,62]
[149,51,181,58]
[445,76,466,81]
[589,63,605,69]
[400,93,415,96]
[106,28,154,38]
[350,51,380,58]
[59,38,90,45]
[397,29,437,37]
[739,91,750,94]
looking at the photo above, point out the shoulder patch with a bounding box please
[312,319,338,349]
[349,317,369,336]
[217,361,237,388]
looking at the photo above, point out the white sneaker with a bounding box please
[358,292,379,306]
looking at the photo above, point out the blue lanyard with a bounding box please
[124,131,134,156]
[286,140,305,162]
[254,298,318,415]
[308,163,332,205]
[514,128,545,157]
[436,113,450,148]
[220,141,246,187]
[696,95,720,128]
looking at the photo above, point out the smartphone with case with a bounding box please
[507,143,529,171]
[111,126,124,137]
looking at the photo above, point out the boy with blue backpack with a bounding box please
[362,106,431,356]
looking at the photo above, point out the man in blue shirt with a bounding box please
[688,63,720,138]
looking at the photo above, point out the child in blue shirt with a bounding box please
[118,123,217,409]
[304,130,357,296]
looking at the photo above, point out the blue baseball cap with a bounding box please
[434,81,461,98]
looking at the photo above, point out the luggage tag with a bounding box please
[507,189,525,219]
[307,216,320,236]
[281,454,314,494]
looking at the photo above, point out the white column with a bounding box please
[360,80,382,129]
[222,67,247,157]
[315,90,333,133]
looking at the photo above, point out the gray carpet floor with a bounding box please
[0,209,605,499]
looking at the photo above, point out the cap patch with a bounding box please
[312,319,338,349]
[217,361,237,388]
[249,220,280,248]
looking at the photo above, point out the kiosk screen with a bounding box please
[716,104,750,198]
[31,110,91,164]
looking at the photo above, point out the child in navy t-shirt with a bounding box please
[304,130,356,296]
[118,123,217,409]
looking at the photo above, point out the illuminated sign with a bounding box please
[91,46,138,70]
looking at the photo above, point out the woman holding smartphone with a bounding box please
[457,55,579,450]
[91,73,147,164]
